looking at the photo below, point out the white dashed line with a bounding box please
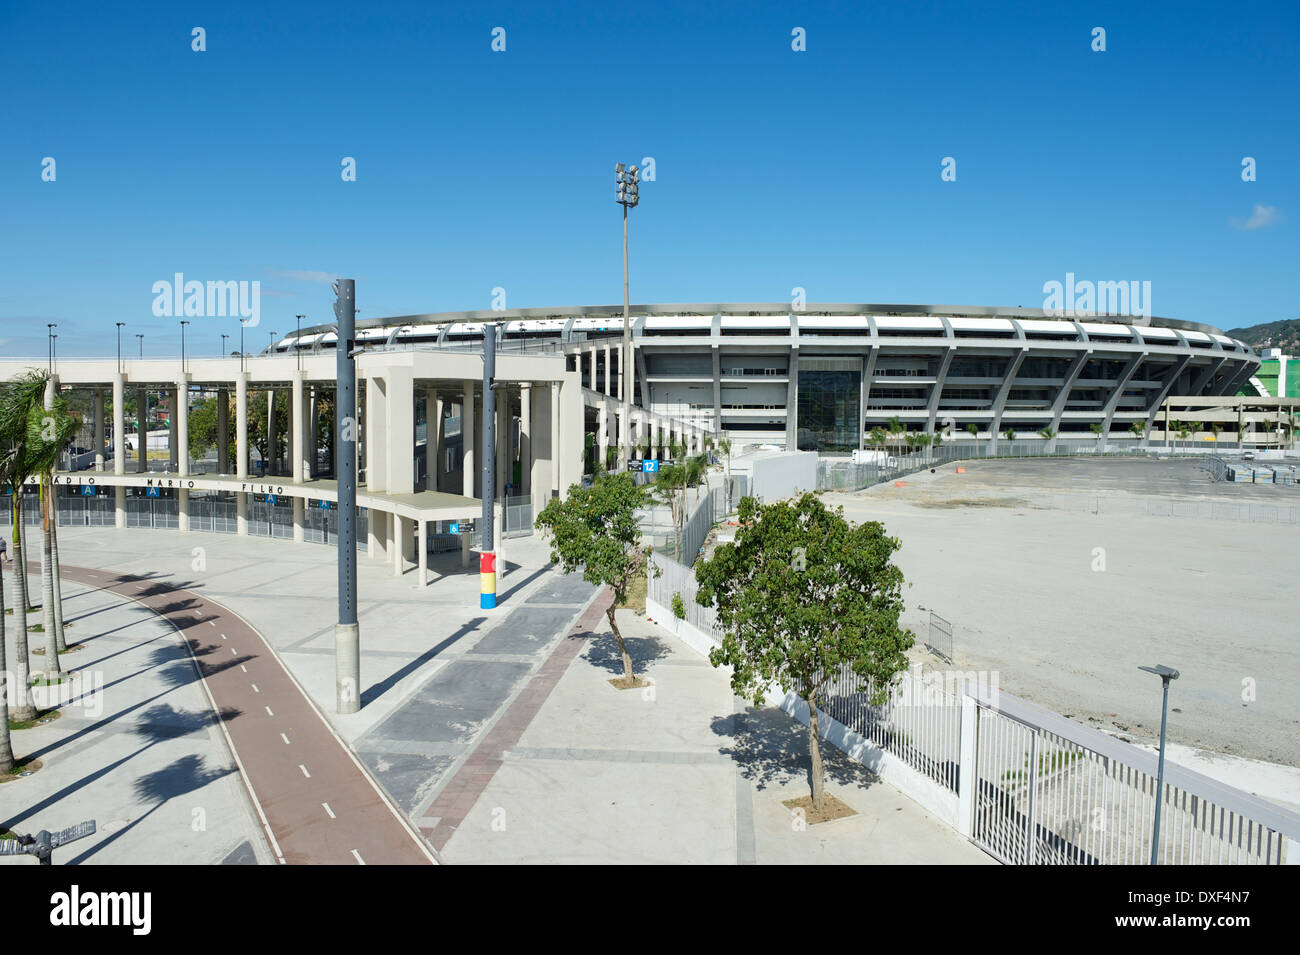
[351,850,365,865]
[230,648,236,656]
[280,733,291,745]
[299,764,311,778]
[209,621,216,627]
[322,803,336,819]
[265,706,274,716]
[251,684,259,693]
[221,633,227,640]
[240,665,247,673]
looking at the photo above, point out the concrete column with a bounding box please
[589,346,597,390]
[461,533,470,569]
[309,386,319,478]
[217,387,230,474]
[615,407,626,468]
[292,372,305,483]
[424,387,436,491]
[267,389,278,476]
[557,376,585,497]
[236,490,247,535]
[168,387,179,472]
[112,374,125,476]
[463,383,476,498]
[235,375,249,479]
[497,389,510,498]
[293,497,304,542]
[597,403,609,472]
[384,368,415,495]
[176,379,190,476]
[178,488,190,532]
[114,485,125,529]
[136,387,147,472]
[604,345,612,396]
[520,384,531,496]
[417,518,427,588]
[93,388,105,471]
[392,514,404,577]
[550,383,560,498]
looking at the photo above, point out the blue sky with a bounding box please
[1,0,1296,357]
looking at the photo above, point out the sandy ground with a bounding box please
[824,457,1300,768]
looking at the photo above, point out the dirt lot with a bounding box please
[825,457,1300,767]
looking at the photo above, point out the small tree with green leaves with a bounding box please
[965,423,979,440]
[695,492,914,811]
[1003,427,1017,443]
[1130,420,1147,444]
[535,471,651,686]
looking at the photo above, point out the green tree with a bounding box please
[1002,427,1017,443]
[1130,420,1147,443]
[653,445,709,562]
[695,492,914,811]
[717,437,733,513]
[534,471,651,686]
[28,382,81,670]
[965,423,979,440]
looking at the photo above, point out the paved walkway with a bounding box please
[16,559,434,865]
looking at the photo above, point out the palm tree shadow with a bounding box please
[710,703,877,795]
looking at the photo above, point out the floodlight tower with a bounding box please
[615,161,640,470]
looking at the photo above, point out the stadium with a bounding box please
[280,302,1266,453]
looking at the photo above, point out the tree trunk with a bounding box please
[808,694,825,812]
[0,559,15,773]
[606,606,635,683]
[51,497,67,653]
[10,492,36,722]
[40,480,60,678]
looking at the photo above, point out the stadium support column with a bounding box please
[480,328,498,610]
[236,373,249,535]
[217,388,229,474]
[520,384,532,498]
[333,278,360,715]
[93,389,105,471]
[589,346,598,390]
[550,382,560,500]
[136,387,147,472]
[267,388,278,477]
[424,387,437,491]
[598,403,609,472]
[461,381,475,569]
[176,375,190,531]
[168,387,179,472]
[292,371,305,542]
[604,345,612,396]
[786,346,799,451]
[113,373,126,528]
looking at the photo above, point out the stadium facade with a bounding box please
[284,303,1261,452]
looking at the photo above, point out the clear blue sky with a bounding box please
[2,0,1296,357]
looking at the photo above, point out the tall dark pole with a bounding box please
[296,314,305,371]
[333,279,360,713]
[1139,664,1179,865]
[221,334,228,357]
[180,320,189,372]
[137,334,143,359]
[480,326,497,609]
[116,323,124,374]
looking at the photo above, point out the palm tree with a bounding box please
[1187,421,1202,451]
[0,373,45,721]
[1130,420,1148,447]
[868,427,889,454]
[29,387,81,670]
[1210,422,1223,446]
[1003,427,1017,443]
[885,415,906,458]
[1089,422,1105,452]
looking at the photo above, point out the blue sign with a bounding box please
[643,459,660,473]
[145,486,161,498]
[81,485,95,497]
[449,522,458,534]
[266,494,277,505]
[319,500,332,510]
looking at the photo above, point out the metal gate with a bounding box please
[926,611,953,662]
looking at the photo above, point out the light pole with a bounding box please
[221,334,229,357]
[615,161,640,471]
[47,323,57,373]
[1139,663,1179,865]
[136,334,144,359]
[240,319,248,373]
[332,279,359,714]
[116,322,125,374]
[269,331,276,354]
[180,320,190,373]
[296,315,305,371]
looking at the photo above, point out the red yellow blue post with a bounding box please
[480,551,497,609]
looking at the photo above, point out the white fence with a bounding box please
[645,548,1300,865]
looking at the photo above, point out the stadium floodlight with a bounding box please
[1138,664,1180,865]
[614,160,645,469]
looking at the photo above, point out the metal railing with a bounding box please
[926,611,953,663]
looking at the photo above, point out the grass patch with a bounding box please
[3,606,41,616]
[8,709,60,731]
[782,793,858,825]
[619,570,647,613]
[0,756,44,783]
[28,674,70,688]
[32,642,84,656]
[608,675,650,691]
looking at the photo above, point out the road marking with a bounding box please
[299,764,311,778]
[230,648,236,656]
[240,665,247,673]
[209,621,216,627]
[351,849,365,865]
[322,803,335,819]
[251,684,259,693]
[265,706,274,716]
[280,733,291,745]
[221,633,226,640]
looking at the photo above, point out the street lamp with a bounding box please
[221,333,229,357]
[136,334,144,359]
[180,320,190,373]
[269,331,277,355]
[240,319,248,373]
[296,314,305,371]
[615,161,641,470]
[116,322,125,373]
[47,323,57,373]
[1138,663,1179,865]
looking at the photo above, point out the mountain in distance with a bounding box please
[1223,319,1300,353]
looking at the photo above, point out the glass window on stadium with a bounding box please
[796,356,861,452]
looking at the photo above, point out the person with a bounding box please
[0,535,8,562]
